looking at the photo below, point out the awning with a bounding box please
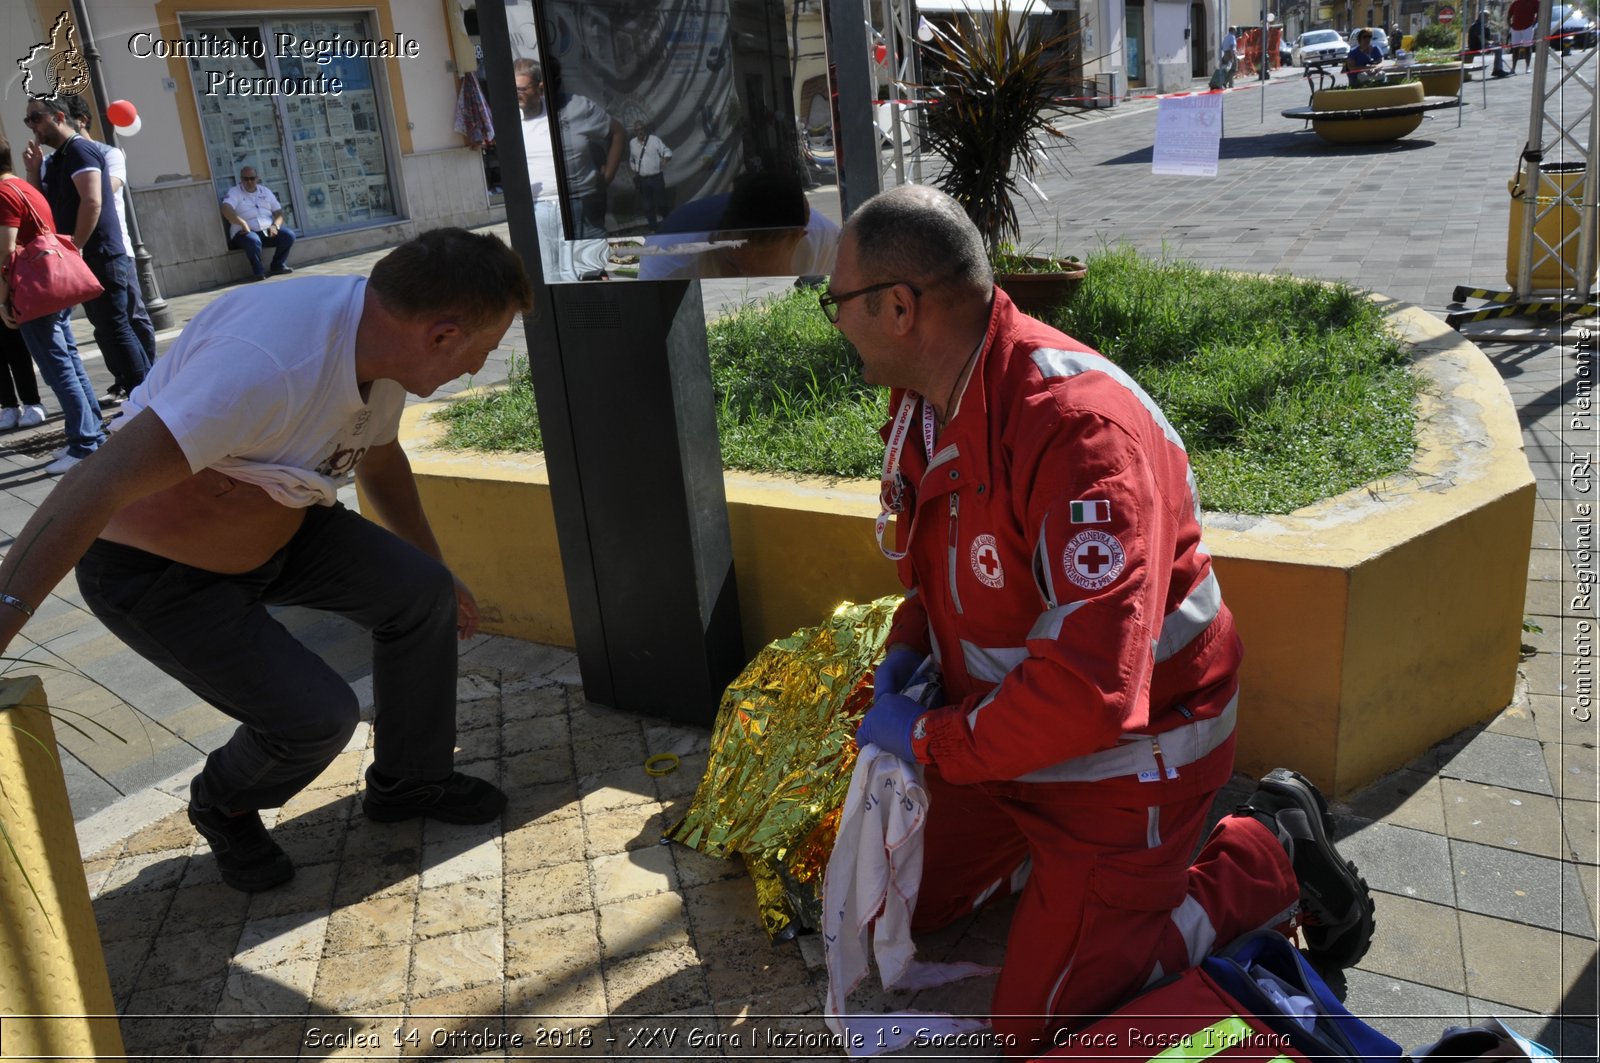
[914,0,1051,14]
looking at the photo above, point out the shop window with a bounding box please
[184,13,400,236]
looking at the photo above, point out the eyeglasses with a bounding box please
[818,280,918,323]
[22,113,46,125]
[241,176,258,182]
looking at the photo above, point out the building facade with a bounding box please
[5,0,499,297]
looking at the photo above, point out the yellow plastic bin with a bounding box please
[1506,161,1587,289]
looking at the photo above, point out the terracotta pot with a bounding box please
[995,256,1088,315]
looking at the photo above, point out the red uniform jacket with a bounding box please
[890,291,1243,803]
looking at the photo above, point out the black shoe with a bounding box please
[245,273,267,283]
[362,768,506,824]
[188,801,295,892]
[268,265,294,275]
[1239,768,1375,970]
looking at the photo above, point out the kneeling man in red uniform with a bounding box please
[832,185,1375,1056]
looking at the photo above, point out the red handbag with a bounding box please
[1,180,103,323]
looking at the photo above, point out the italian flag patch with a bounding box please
[1070,499,1111,524]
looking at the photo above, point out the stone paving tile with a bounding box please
[602,943,711,1017]
[1339,968,1470,1055]
[1337,820,1456,905]
[1434,728,1555,794]
[1341,767,1449,835]
[326,892,416,952]
[419,819,503,889]
[593,845,679,905]
[1547,741,1600,802]
[410,926,504,998]
[1440,779,1568,858]
[1450,838,1596,935]
[598,892,692,960]
[1359,893,1466,994]
[313,943,411,1012]
[1459,911,1595,1016]
[505,860,594,920]
[121,976,226,1058]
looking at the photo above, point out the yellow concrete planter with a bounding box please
[1412,62,1465,96]
[0,677,127,1060]
[1310,81,1426,142]
[393,305,1532,796]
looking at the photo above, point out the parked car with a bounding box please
[1550,4,1597,48]
[1346,27,1390,54]
[1295,28,1349,64]
[1280,36,1294,64]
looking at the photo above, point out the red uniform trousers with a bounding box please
[912,765,1300,1058]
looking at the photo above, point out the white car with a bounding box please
[1295,28,1349,65]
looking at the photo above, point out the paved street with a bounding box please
[1,57,1593,1060]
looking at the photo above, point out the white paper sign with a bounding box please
[1152,93,1224,177]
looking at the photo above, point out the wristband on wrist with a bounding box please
[0,593,34,617]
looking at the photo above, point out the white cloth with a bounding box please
[822,746,997,1058]
[117,276,405,507]
[629,133,672,177]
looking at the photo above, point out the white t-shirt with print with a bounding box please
[116,275,405,508]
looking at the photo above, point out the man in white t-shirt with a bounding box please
[221,167,296,280]
[514,57,623,281]
[628,121,673,228]
[0,228,534,893]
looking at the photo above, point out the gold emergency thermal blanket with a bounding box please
[665,596,901,939]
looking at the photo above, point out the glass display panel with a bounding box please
[498,0,841,283]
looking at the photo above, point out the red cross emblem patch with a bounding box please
[970,534,1004,588]
[1064,529,1126,591]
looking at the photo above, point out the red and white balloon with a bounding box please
[106,99,141,136]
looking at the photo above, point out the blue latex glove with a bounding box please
[855,693,926,763]
[873,646,923,700]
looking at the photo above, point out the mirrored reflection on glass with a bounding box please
[498,0,840,283]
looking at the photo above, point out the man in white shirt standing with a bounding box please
[628,121,672,228]
[220,168,296,281]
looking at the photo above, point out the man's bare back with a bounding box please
[101,467,306,573]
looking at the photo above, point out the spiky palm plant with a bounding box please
[920,4,1081,256]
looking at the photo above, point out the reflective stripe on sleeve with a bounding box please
[1155,570,1222,663]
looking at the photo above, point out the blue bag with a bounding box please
[1202,930,1405,1062]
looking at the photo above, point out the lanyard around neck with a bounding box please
[873,392,939,562]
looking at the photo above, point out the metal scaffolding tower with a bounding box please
[1447,0,1598,329]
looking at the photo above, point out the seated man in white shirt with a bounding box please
[220,168,295,281]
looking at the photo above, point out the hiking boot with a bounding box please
[188,800,295,892]
[362,767,506,824]
[1239,768,1375,970]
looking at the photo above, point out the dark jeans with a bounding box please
[0,323,41,408]
[81,252,151,393]
[76,503,460,813]
[231,227,296,276]
[635,173,669,226]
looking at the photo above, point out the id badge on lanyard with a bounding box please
[874,392,937,561]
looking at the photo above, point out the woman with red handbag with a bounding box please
[0,135,105,475]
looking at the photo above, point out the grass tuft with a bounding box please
[433,248,1417,515]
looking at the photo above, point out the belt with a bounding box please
[1015,693,1238,785]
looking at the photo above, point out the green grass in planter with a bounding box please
[1044,246,1416,513]
[432,248,1417,516]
